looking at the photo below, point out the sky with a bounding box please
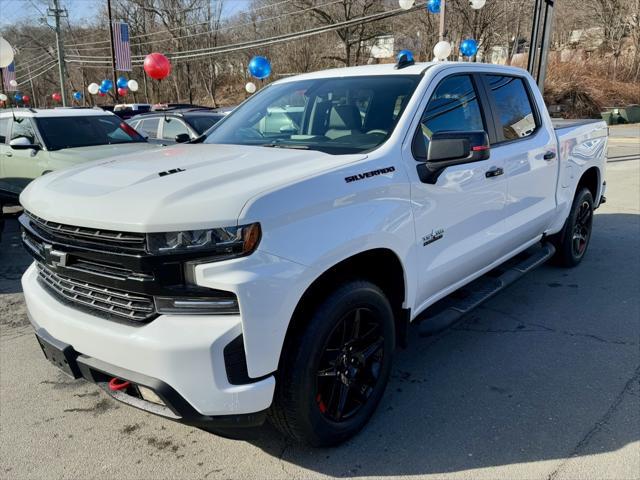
[0,0,252,28]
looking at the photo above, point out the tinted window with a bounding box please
[188,115,223,135]
[0,118,9,143]
[162,118,190,140]
[137,118,159,139]
[204,75,420,155]
[420,75,484,140]
[10,118,37,144]
[35,115,145,150]
[485,75,537,141]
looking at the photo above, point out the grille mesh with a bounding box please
[37,263,156,322]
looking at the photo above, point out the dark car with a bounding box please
[127,108,225,144]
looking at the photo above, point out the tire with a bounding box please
[551,187,594,267]
[269,280,395,446]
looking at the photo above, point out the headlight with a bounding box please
[147,223,261,257]
[155,296,239,315]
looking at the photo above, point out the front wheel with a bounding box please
[551,187,594,267]
[269,281,395,446]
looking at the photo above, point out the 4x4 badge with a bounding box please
[422,228,444,246]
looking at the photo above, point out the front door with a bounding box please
[406,72,509,311]
[3,117,45,197]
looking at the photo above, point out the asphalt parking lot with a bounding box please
[1,125,638,480]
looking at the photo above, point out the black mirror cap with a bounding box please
[174,133,191,143]
[10,143,41,151]
[427,130,490,163]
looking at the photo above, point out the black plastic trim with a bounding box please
[223,334,274,385]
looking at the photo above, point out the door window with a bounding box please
[485,75,538,141]
[10,118,37,144]
[162,118,190,140]
[0,118,9,143]
[415,75,485,154]
[137,118,160,139]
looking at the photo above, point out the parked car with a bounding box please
[0,108,158,207]
[128,108,226,144]
[113,103,153,120]
[19,62,607,447]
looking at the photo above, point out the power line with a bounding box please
[16,61,59,85]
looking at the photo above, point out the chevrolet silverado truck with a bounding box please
[19,60,607,446]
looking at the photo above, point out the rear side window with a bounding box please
[485,75,537,141]
[0,118,9,143]
[415,75,485,152]
[138,118,159,139]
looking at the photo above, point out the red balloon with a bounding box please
[117,87,128,96]
[52,92,62,102]
[98,91,106,97]
[22,95,30,103]
[143,53,171,80]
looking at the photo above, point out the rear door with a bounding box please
[407,72,509,308]
[480,74,558,250]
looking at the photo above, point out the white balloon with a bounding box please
[0,93,7,102]
[398,0,415,10]
[127,79,139,92]
[433,41,452,60]
[87,82,100,95]
[0,37,14,68]
[9,79,17,87]
[470,0,486,9]
[245,82,256,94]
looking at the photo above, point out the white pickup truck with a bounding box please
[19,61,607,446]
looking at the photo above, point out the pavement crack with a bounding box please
[546,365,640,480]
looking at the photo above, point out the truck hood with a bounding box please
[21,143,365,232]
[47,142,159,163]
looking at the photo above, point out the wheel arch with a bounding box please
[577,166,600,204]
[278,248,409,371]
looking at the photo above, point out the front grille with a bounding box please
[26,211,146,253]
[37,263,156,322]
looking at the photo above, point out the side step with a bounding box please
[418,243,556,336]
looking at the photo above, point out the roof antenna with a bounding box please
[395,50,415,70]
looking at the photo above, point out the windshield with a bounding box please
[188,115,223,134]
[203,75,420,154]
[35,115,146,150]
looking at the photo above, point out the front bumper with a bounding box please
[22,263,276,418]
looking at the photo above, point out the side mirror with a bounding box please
[9,137,41,151]
[174,133,191,143]
[413,130,490,184]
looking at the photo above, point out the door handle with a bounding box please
[485,167,504,178]
[543,151,556,160]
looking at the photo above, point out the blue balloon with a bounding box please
[396,49,414,64]
[460,38,479,57]
[14,93,22,102]
[101,79,113,91]
[117,76,128,89]
[248,56,271,80]
[427,0,440,13]
[73,91,83,100]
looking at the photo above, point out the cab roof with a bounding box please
[275,62,434,84]
[0,107,115,118]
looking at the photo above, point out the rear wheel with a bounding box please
[551,187,594,267]
[269,281,395,446]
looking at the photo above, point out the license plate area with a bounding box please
[35,330,82,379]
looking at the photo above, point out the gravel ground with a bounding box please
[0,127,638,480]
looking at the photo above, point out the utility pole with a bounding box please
[107,0,119,103]
[438,0,447,42]
[48,0,68,106]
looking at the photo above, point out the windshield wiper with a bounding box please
[261,142,309,150]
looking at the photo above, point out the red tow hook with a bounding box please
[108,377,131,392]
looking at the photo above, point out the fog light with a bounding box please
[154,296,239,315]
[138,386,165,406]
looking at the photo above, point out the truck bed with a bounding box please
[551,118,604,130]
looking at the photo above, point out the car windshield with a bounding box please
[35,115,146,150]
[203,75,420,154]
[188,115,224,135]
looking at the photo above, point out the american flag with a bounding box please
[2,62,17,91]
[112,21,132,72]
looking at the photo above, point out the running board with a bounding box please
[418,243,556,336]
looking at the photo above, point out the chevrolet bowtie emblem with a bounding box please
[43,244,68,268]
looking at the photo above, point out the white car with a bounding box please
[19,61,607,446]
